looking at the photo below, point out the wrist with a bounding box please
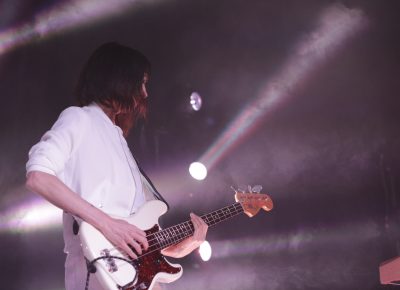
[81,205,111,232]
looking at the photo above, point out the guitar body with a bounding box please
[79,191,273,290]
[79,200,183,290]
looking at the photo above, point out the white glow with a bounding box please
[190,92,202,111]
[189,162,207,180]
[0,198,62,233]
[199,240,212,261]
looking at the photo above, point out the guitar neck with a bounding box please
[148,202,244,251]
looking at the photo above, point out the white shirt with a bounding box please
[26,103,148,253]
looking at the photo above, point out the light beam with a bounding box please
[197,4,367,170]
[0,198,62,233]
[0,0,153,57]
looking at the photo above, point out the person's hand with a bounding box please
[160,212,208,258]
[189,212,208,246]
[100,216,149,259]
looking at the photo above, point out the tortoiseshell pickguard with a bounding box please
[123,224,182,290]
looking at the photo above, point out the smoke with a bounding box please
[170,219,381,290]
[296,3,367,58]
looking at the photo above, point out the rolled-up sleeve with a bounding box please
[26,107,89,176]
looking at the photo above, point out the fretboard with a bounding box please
[146,202,244,252]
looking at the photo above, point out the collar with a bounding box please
[88,102,124,135]
[88,102,114,126]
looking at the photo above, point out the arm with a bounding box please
[161,213,208,258]
[26,170,148,258]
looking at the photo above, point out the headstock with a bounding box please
[233,185,273,217]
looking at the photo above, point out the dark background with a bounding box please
[0,0,399,289]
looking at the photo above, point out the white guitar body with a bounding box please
[79,200,183,290]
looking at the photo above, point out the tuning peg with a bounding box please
[237,185,247,193]
[231,185,247,193]
[232,185,262,193]
[251,185,263,193]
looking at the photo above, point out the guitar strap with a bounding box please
[138,166,169,209]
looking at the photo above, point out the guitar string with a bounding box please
[104,195,266,256]
[105,202,243,254]
[102,203,245,269]
[109,202,243,254]
[97,203,243,265]
[109,206,245,270]
[106,205,244,261]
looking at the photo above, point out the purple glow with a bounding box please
[0,0,149,56]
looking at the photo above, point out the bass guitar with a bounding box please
[79,190,273,290]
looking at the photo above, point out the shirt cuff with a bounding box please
[26,165,57,176]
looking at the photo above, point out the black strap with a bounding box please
[138,166,170,210]
[72,218,80,235]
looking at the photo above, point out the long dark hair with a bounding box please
[76,42,150,119]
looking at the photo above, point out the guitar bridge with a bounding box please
[100,249,118,273]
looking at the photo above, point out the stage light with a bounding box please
[197,3,367,171]
[189,162,207,180]
[199,240,212,261]
[190,92,202,111]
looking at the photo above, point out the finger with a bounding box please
[191,214,208,238]
[190,217,200,231]
[127,225,148,250]
[128,239,142,255]
[192,214,207,232]
[190,213,202,225]
[121,242,138,259]
[190,215,206,240]
[133,233,149,251]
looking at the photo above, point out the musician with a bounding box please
[25,42,208,290]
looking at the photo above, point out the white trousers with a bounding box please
[65,252,103,290]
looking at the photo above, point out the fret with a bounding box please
[202,203,243,227]
[171,227,180,242]
[171,226,177,241]
[164,229,170,242]
[178,223,186,236]
[156,232,166,248]
[155,232,161,247]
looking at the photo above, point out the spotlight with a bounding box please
[199,240,212,261]
[189,162,207,180]
[190,92,202,111]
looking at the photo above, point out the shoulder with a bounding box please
[54,106,91,129]
[58,106,89,121]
